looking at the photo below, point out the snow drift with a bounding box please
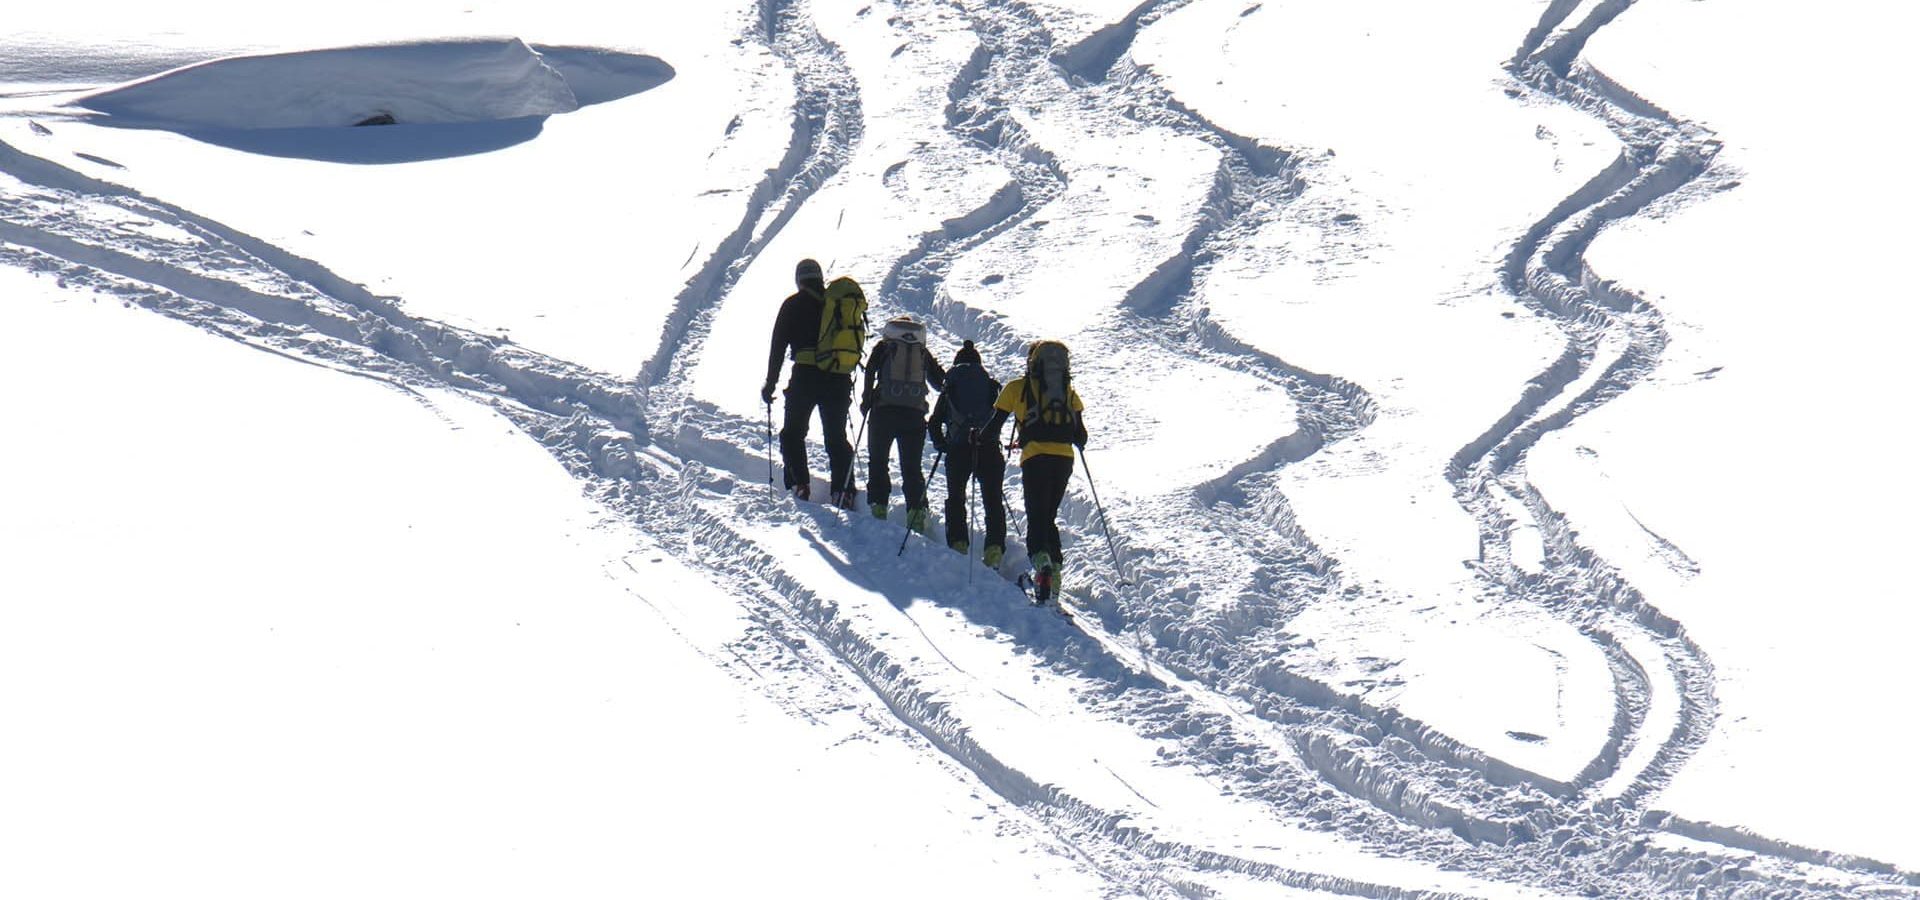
[71,38,670,130]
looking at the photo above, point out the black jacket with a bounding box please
[929,363,1004,451]
[765,284,826,386]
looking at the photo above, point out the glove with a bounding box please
[859,391,874,413]
[760,382,776,405]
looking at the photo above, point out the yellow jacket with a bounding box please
[995,378,1086,463]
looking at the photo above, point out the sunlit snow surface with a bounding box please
[4,0,1918,897]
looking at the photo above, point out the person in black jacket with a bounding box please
[761,258,856,506]
[928,340,1006,566]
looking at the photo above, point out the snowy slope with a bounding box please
[5,0,1919,897]
[0,266,1105,898]
[1534,0,1920,873]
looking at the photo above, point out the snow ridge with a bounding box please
[74,40,580,130]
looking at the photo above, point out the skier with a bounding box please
[761,259,866,508]
[981,340,1086,603]
[859,315,946,531]
[928,340,1007,567]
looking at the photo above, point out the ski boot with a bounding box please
[949,540,969,555]
[869,502,888,520]
[1029,551,1055,604]
[830,489,858,511]
[906,507,929,534]
[790,483,810,502]
[983,545,1004,568]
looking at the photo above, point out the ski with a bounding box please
[1015,572,1072,620]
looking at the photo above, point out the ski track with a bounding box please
[5,0,1917,896]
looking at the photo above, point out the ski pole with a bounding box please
[900,447,942,556]
[765,400,776,488]
[842,407,869,502]
[967,433,981,585]
[1078,449,1128,585]
[1004,452,1027,552]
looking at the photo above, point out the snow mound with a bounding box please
[71,39,670,130]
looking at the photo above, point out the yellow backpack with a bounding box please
[807,276,867,375]
[1020,340,1075,441]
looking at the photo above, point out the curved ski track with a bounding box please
[4,0,1916,896]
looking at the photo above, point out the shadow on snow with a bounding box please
[796,513,1162,693]
[175,117,551,164]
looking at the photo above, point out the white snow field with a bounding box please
[3,1,1917,897]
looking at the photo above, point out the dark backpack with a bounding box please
[1019,340,1075,443]
[943,362,998,434]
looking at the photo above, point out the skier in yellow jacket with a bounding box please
[978,340,1085,604]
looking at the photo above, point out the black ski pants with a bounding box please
[945,440,1007,551]
[1021,453,1074,570]
[780,365,854,495]
[866,405,929,508]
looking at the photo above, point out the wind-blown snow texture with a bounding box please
[4,1,1916,898]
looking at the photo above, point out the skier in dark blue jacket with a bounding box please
[927,340,1007,566]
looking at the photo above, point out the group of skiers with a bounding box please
[761,258,1087,603]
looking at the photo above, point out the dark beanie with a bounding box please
[795,258,824,289]
[953,339,981,366]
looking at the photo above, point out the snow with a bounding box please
[5,0,1919,896]
[1531,0,1920,872]
[1135,0,1628,786]
[3,9,779,376]
[0,265,1105,898]
[76,40,584,129]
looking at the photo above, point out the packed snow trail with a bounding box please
[637,0,860,395]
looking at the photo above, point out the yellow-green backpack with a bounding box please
[809,276,868,375]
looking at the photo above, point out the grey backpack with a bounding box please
[874,317,930,413]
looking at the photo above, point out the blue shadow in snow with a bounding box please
[797,524,1163,692]
[177,117,550,164]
